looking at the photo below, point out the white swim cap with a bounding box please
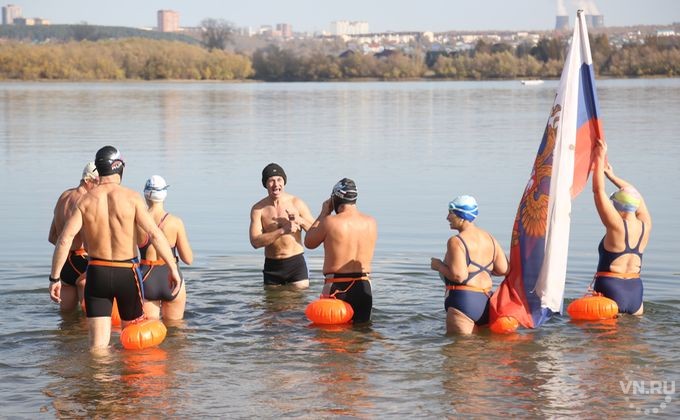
[144,175,169,202]
[81,161,98,182]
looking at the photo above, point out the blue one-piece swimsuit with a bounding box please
[442,235,494,325]
[593,221,644,314]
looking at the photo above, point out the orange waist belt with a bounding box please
[595,271,640,279]
[72,248,87,256]
[446,284,492,295]
[140,259,165,266]
[88,259,138,268]
[324,276,370,283]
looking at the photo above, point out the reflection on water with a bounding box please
[1,80,680,417]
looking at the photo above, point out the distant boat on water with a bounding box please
[520,79,544,86]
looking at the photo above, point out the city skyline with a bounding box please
[11,0,680,33]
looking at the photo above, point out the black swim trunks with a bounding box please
[325,276,373,324]
[60,249,88,286]
[84,258,144,321]
[263,253,309,286]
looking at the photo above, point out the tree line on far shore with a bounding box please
[0,34,678,81]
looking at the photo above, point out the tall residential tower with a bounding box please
[157,9,180,32]
[2,4,22,25]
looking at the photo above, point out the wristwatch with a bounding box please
[49,275,61,283]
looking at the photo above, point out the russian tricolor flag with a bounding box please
[489,10,603,329]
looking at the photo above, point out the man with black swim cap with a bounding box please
[94,145,126,178]
[48,161,99,312]
[305,178,377,323]
[50,145,181,351]
[249,163,314,289]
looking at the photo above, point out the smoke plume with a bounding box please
[556,0,567,16]
[573,0,600,15]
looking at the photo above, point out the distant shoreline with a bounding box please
[1,35,678,82]
[4,75,680,83]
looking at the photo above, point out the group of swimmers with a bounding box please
[248,163,377,324]
[432,138,650,334]
[49,140,650,349]
[49,145,378,349]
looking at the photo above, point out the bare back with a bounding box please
[137,208,193,265]
[449,226,505,290]
[50,185,88,250]
[602,215,649,274]
[78,183,143,260]
[321,208,377,274]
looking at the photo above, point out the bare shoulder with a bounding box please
[251,196,271,212]
[291,195,306,208]
[168,213,185,227]
[121,185,144,202]
[447,235,461,247]
[361,212,377,225]
[57,188,75,202]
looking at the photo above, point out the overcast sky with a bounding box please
[14,0,680,32]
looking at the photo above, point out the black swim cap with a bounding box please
[331,178,357,212]
[95,145,125,178]
[261,163,287,187]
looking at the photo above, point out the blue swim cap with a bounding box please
[448,195,478,221]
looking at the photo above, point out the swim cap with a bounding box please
[261,163,287,187]
[144,175,169,203]
[331,178,358,213]
[94,145,125,178]
[610,186,641,213]
[448,195,478,221]
[81,161,98,182]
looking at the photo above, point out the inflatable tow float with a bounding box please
[305,298,353,325]
[120,319,167,350]
[567,293,618,321]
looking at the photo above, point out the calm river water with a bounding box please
[1,79,679,417]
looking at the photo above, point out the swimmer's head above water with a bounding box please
[261,163,287,187]
[331,178,357,213]
[610,186,641,213]
[144,175,169,203]
[94,145,125,179]
[448,195,478,221]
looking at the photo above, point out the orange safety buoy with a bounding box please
[305,298,354,325]
[120,319,167,350]
[111,299,121,326]
[567,293,618,321]
[489,316,519,334]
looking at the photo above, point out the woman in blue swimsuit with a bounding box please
[592,139,651,315]
[430,195,509,334]
[137,175,194,320]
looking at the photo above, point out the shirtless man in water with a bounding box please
[249,163,314,289]
[48,162,98,312]
[305,178,377,323]
[49,145,181,350]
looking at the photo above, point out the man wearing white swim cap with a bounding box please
[49,145,181,352]
[249,163,315,289]
[48,161,99,313]
[305,178,378,324]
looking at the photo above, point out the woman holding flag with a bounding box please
[592,139,651,315]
